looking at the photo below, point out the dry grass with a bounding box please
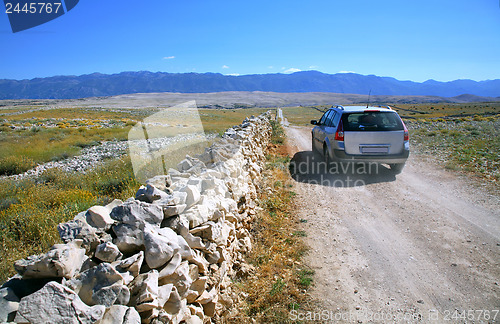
[198,108,270,134]
[0,126,131,175]
[231,121,314,323]
[0,156,141,282]
[392,102,500,118]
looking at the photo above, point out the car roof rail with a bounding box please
[377,105,392,110]
[335,105,344,110]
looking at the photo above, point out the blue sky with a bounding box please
[1,0,499,82]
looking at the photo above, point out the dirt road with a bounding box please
[286,126,500,323]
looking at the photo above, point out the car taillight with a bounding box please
[402,121,409,141]
[335,120,344,141]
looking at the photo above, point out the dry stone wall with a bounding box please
[0,113,272,323]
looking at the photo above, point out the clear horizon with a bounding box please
[1,0,499,82]
[2,70,499,83]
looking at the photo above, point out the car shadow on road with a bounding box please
[288,151,397,188]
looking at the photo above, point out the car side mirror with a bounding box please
[310,120,318,125]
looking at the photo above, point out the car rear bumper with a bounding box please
[332,149,409,164]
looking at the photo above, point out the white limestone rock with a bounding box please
[158,253,182,280]
[14,241,86,279]
[162,204,187,217]
[145,175,172,192]
[129,271,159,313]
[112,223,144,254]
[95,242,123,263]
[190,221,222,243]
[113,251,144,285]
[0,287,19,323]
[86,205,115,230]
[185,276,207,303]
[65,262,129,307]
[182,204,210,228]
[14,281,105,324]
[99,305,141,324]
[187,250,209,275]
[144,226,181,269]
[57,219,100,252]
[163,286,182,316]
[179,230,205,250]
[180,185,200,209]
[158,261,192,298]
[110,200,163,228]
[135,184,170,203]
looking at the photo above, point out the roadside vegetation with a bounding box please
[232,120,313,323]
[407,115,500,183]
[0,108,141,176]
[0,156,141,282]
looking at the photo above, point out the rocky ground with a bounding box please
[7,140,129,180]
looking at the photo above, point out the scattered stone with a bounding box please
[58,219,100,252]
[113,223,145,254]
[159,261,193,298]
[190,221,221,242]
[114,252,144,281]
[129,271,160,313]
[158,253,182,280]
[162,204,187,218]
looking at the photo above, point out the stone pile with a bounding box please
[0,113,271,323]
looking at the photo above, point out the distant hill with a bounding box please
[0,71,499,99]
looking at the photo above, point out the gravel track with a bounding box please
[286,126,499,323]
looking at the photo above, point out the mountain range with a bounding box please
[0,71,499,100]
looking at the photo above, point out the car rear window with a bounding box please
[341,112,404,131]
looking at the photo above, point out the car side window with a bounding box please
[318,110,330,125]
[325,111,337,127]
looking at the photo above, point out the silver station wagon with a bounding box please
[311,105,410,173]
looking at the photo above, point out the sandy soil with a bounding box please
[285,125,499,323]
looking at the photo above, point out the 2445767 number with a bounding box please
[5,2,62,14]
[443,309,499,321]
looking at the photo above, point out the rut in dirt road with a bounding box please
[286,126,500,323]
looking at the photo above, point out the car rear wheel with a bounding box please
[324,145,332,166]
[390,163,405,174]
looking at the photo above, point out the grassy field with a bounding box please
[407,117,500,182]
[0,105,271,282]
[0,157,140,282]
[392,102,500,118]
